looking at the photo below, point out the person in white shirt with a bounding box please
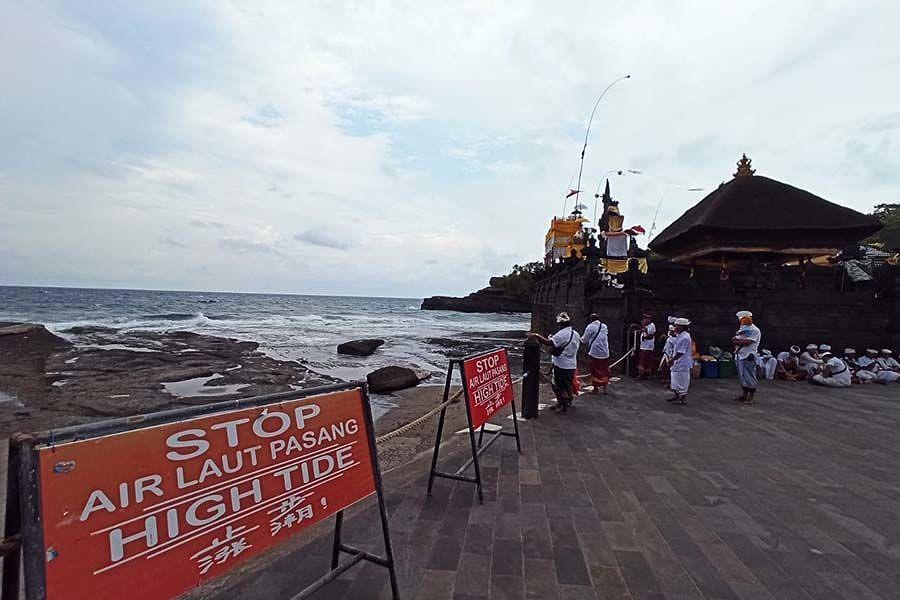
[856,348,879,383]
[732,310,762,404]
[582,313,610,394]
[776,346,806,381]
[757,349,777,380]
[637,313,657,379]
[528,312,581,412]
[658,325,676,384]
[799,344,824,377]
[664,318,693,405]
[810,352,851,387]
[876,349,900,384]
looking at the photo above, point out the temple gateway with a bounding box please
[532,155,896,354]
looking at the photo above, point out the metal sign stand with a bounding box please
[426,350,522,503]
[0,382,400,600]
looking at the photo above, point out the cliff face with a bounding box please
[421,286,531,313]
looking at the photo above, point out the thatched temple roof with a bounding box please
[649,155,882,264]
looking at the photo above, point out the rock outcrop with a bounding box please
[421,286,530,314]
[366,366,428,393]
[337,339,385,356]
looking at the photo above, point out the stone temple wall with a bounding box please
[532,260,900,357]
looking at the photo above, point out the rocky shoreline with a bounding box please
[421,285,530,313]
[0,322,335,439]
[0,322,528,471]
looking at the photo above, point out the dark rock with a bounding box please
[62,325,119,335]
[421,287,530,314]
[0,323,47,336]
[337,339,385,356]
[366,366,424,393]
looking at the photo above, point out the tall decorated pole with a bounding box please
[565,74,631,216]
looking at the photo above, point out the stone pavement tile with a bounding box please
[718,532,814,600]
[339,561,389,600]
[520,483,542,504]
[601,521,641,551]
[757,550,848,600]
[552,543,591,586]
[613,550,662,597]
[696,540,759,584]
[453,552,491,598]
[557,584,597,599]
[547,511,579,546]
[586,565,632,600]
[491,537,524,578]
[428,530,465,571]
[414,568,455,600]
[419,487,452,521]
[490,574,525,600]
[495,510,521,540]
[650,514,741,600]
[519,469,541,484]
[574,527,617,568]
[523,557,560,600]
[728,582,778,600]
[819,546,897,599]
[522,527,554,560]
[462,522,494,557]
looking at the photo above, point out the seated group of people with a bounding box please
[761,344,900,387]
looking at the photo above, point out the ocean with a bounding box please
[0,286,530,383]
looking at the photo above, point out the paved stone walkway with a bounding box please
[215,378,900,599]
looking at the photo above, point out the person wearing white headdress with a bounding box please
[776,346,805,381]
[876,349,900,384]
[664,318,692,404]
[810,351,851,387]
[732,310,761,404]
[856,349,879,383]
[841,348,860,381]
[757,349,777,380]
[528,312,581,411]
[658,324,676,384]
[799,344,824,377]
[637,313,657,379]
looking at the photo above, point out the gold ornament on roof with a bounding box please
[734,153,755,178]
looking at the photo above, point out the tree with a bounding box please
[867,203,900,251]
[489,262,545,298]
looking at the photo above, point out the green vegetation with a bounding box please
[489,262,545,298]
[867,203,900,251]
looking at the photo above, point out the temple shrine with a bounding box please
[532,155,897,354]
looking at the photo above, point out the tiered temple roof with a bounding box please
[649,155,882,266]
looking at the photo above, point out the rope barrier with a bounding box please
[374,374,525,445]
[374,339,637,444]
[576,348,634,379]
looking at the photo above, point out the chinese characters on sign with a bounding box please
[461,349,514,429]
[35,388,377,600]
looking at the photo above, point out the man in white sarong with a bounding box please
[856,349,879,383]
[876,349,900,384]
[810,351,851,387]
[665,318,692,405]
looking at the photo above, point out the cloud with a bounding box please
[219,237,284,257]
[189,220,225,229]
[1,1,899,296]
[160,235,189,249]
[294,229,349,250]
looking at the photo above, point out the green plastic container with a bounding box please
[718,359,735,378]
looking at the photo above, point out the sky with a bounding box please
[2,1,899,297]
